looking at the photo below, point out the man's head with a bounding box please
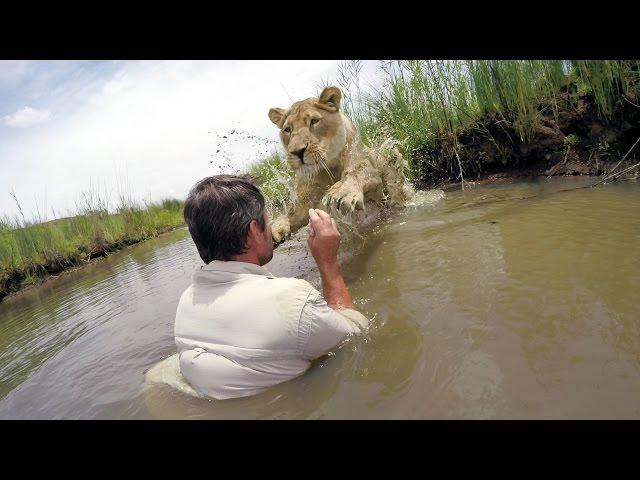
[183,175,273,265]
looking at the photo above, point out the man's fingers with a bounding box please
[314,208,331,220]
[307,221,315,237]
[310,208,338,236]
[308,208,320,224]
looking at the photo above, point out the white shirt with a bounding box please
[172,260,368,400]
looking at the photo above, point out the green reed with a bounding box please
[248,151,295,218]
[335,60,639,181]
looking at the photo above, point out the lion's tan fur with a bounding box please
[268,86,409,245]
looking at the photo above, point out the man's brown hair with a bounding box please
[183,175,266,263]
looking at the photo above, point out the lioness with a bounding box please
[268,86,409,245]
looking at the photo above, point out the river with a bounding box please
[1,177,638,419]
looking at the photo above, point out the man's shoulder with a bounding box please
[176,283,195,308]
[266,275,316,294]
[259,276,320,314]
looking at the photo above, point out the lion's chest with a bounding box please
[295,166,341,193]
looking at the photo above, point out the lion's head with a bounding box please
[268,86,354,182]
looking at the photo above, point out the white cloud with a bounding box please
[0,60,31,88]
[4,106,52,128]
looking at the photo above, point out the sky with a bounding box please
[0,60,385,222]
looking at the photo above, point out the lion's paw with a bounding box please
[270,216,291,246]
[322,181,365,213]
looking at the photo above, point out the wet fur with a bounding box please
[268,86,410,245]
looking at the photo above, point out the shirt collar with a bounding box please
[200,260,275,278]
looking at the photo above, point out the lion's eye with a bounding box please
[310,118,320,126]
[283,126,291,133]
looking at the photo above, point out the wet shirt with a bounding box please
[174,260,368,400]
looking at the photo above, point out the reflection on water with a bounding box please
[1,177,639,419]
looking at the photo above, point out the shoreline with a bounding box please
[0,224,187,304]
[5,160,638,303]
[418,157,640,191]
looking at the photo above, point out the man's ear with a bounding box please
[246,218,261,246]
[315,86,341,112]
[268,108,287,128]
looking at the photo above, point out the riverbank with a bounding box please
[0,199,184,303]
[0,225,188,303]
[410,86,640,189]
[425,157,640,192]
[335,60,640,189]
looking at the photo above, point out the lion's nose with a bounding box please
[292,147,306,162]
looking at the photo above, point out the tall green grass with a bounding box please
[0,192,184,299]
[334,60,640,182]
[570,60,640,116]
[248,151,295,218]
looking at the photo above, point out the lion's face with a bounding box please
[269,86,350,182]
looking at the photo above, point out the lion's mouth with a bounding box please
[294,162,322,182]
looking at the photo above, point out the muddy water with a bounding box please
[1,177,639,419]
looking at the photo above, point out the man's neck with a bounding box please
[229,252,260,266]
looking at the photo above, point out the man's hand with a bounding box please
[307,208,340,268]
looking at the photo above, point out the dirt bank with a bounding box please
[412,85,640,189]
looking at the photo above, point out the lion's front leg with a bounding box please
[322,178,365,212]
[323,169,383,213]
[271,201,314,247]
[270,214,291,246]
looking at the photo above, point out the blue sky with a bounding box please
[0,60,383,222]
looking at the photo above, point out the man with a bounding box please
[169,174,368,400]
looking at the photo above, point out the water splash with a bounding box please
[405,189,446,208]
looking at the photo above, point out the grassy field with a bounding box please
[0,196,184,301]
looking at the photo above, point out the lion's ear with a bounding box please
[268,108,287,128]
[316,86,342,112]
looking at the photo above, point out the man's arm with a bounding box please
[306,208,354,311]
[298,208,369,359]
